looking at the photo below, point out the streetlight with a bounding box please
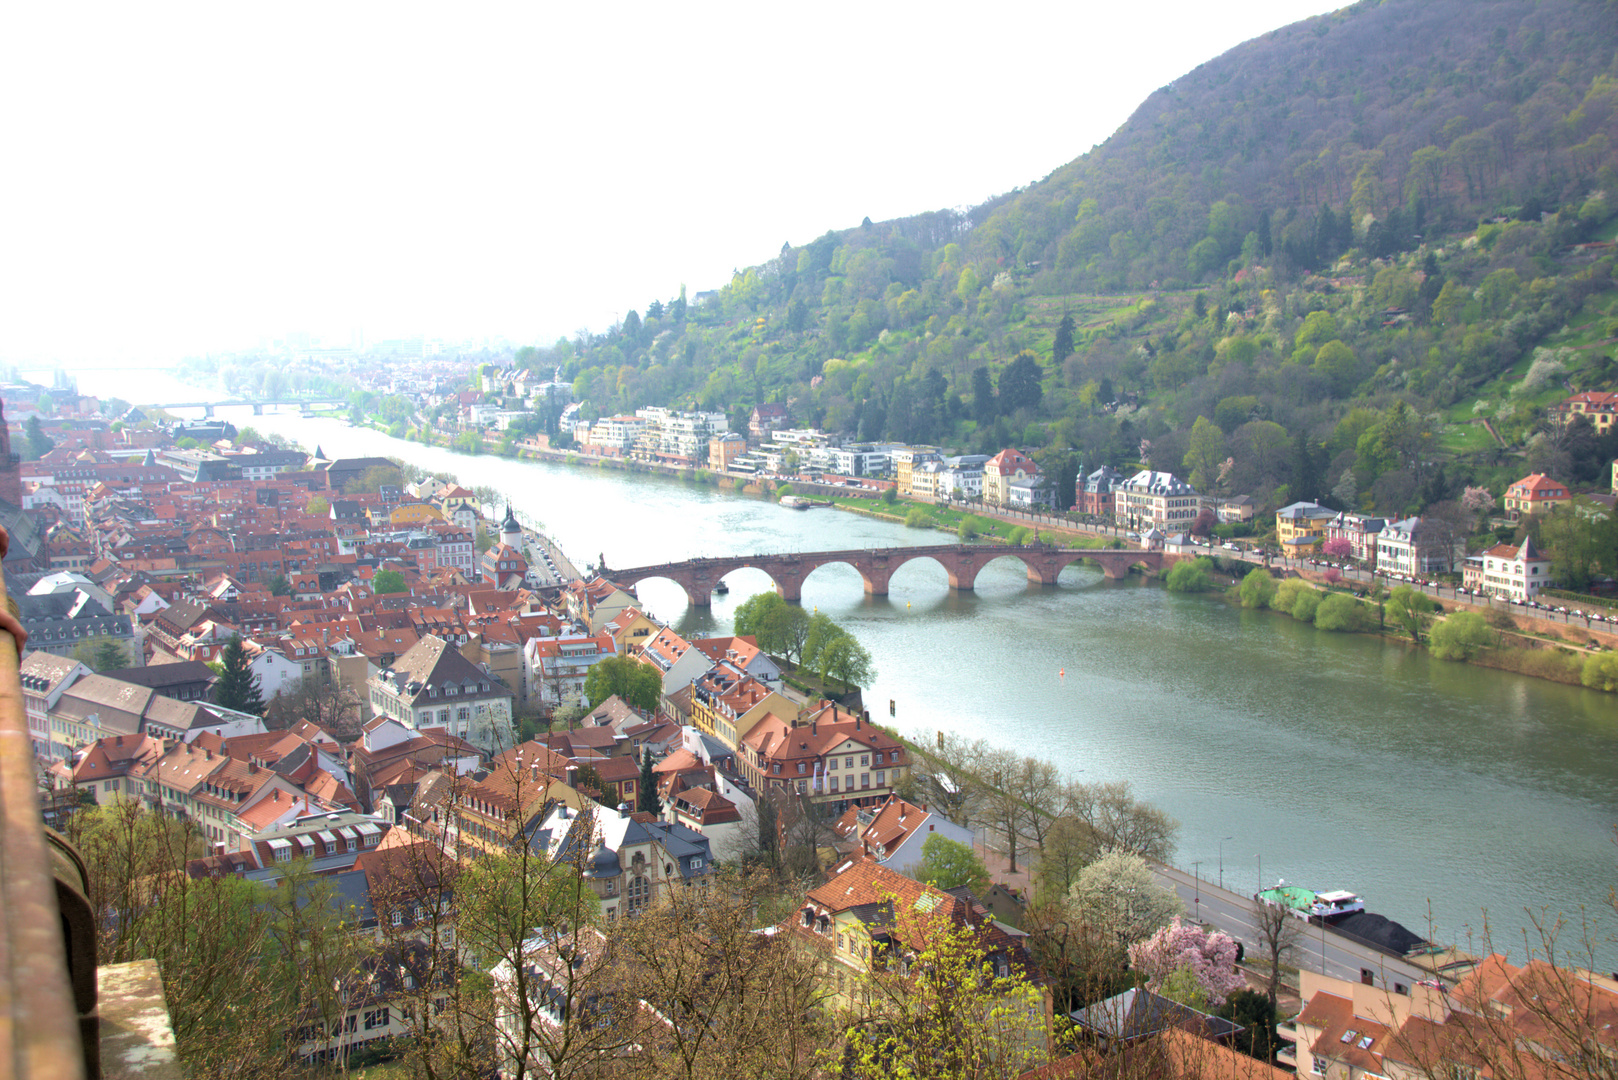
[1256,854,1263,896]
[1192,861,1202,921]
[1218,836,1233,890]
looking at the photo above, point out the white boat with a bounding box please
[1310,890,1365,919]
[780,495,810,510]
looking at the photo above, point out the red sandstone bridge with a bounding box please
[607,543,1166,607]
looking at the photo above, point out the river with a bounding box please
[67,370,1618,964]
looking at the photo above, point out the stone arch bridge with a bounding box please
[608,543,1166,608]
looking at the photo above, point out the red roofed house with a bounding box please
[837,793,975,877]
[781,856,1051,1048]
[72,733,165,805]
[1555,390,1618,433]
[982,448,1039,507]
[739,701,909,811]
[1285,955,1618,1080]
[1503,473,1570,520]
[749,403,790,440]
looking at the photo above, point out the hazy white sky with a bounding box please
[3,1,1344,364]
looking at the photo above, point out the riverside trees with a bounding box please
[734,591,876,692]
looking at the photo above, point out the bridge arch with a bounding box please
[627,563,789,609]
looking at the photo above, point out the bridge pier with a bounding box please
[252,403,264,415]
[773,572,806,603]
[203,403,214,419]
[861,567,892,597]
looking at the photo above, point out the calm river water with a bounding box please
[75,370,1618,964]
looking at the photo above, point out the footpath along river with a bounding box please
[86,371,1618,964]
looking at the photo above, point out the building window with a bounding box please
[364,1007,390,1030]
[627,875,651,915]
[796,762,806,775]
[875,771,885,786]
[1312,1057,1325,1076]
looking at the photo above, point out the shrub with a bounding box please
[1239,568,1277,609]
[1007,526,1030,545]
[1292,587,1323,623]
[904,507,930,529]
[1428,612,1496,661]
[1272,578,1309,612]
[1315,593,1369,632]
[880,486,898,505]
[1581,652,1618,692]
[1165,559,1214,593]
[959,516,983,541]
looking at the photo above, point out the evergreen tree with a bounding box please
[970,366,996,424]
[24,416,54,461]
[998,351,1044,414]
[214,635,265,716]
[755,793,779,871]
[637,749,661,816]
[1052,312,1076,363]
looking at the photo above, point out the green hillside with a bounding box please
[521,0,1618,519]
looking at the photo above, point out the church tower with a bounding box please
[501,505,522,549]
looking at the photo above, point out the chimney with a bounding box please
[530,764,539,782]
[565,765,578,787]
[810,720,817,736]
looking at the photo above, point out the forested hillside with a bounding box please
[521,0,1618,517]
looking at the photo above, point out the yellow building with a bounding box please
[1275,500,1335,555]
[601,606,661,655]
[688,671,799,750]
[892,446,942,497]
[389,502,446,527]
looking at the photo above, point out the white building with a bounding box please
[585,415,646,453]
[633,407,726,465]
[1476,536,1552,600]
[1376,516,1462,577]
[524,633,617,712]
[824,445,892,477]
[1115,470,1200,530]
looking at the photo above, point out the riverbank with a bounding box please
[1193,561,1612,692]
[379,419,1615,696]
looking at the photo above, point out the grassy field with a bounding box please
[1436,420,1499,453]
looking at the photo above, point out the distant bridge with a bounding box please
[608,543,1166,608]
[148,398,347,417]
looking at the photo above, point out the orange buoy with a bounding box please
[1059,668,1065,677]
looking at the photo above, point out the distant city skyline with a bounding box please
[5,1,1345,366]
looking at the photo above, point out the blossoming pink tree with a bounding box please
[1322,538,1353,559]
[1461,486,1495,529]
[1127,917,1246,1007]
